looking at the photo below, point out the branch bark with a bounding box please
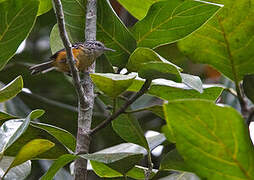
[52,0,86,103]
[52,0,97,179]
[74,0,97,180]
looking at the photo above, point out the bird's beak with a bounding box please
[104,47,116,52]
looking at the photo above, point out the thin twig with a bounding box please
[21,91,78,112]
[118,95,129,101]
[90,79,152,135]
[224,87,237,97]
[52,0,86,104]
[145,151,153,180]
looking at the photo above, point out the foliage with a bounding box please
[0,0,254,180]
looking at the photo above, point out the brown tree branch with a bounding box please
[74,0,97,180]
[90,79,152,135]
[52,0,86,104]
[52,0,96,179]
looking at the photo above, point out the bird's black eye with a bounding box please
[97,43,102,47]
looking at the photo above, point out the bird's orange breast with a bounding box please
[52,49,85,72]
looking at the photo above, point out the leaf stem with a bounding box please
[217,15,250,121]
[224,87,237,97]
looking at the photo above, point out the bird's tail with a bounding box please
[30,61,55,75]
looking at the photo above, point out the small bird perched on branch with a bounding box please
[30,40,114,75]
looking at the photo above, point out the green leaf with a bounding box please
[164,100,254,180]
[3,139,54,178]
[112,114,149,150]
[138,62,182,82]
[37,0,52,16]
[180,73,203,93]
[97,0,136,67]
[0,111,17,121]
[127,47,182,73]
[95,54,114,73]
[0,109,43,154]
[159,172,200,180]
[83,153,143,175]
[147,133,166,151]
[178,0,254,82]
[62,0,86,42]
[89,133,164,177]
[103,154,144,175]
[131,0,222,48]
[31,122,76,152]
[90,161,122,178]
[126,48,203,91]
[126,165,157,180]
[50,24,63,54]
[0,156,31,180]
[50,24,75,54]
[0,0,39,70]
[81,152,141,164]
[160,149,191,172]
[161,125,175,143]
[86,142,144,176]
[5,124,69,159]
[128,78,223,101]
[29,109,45,120]
[40,154,77,180]
[117,0,163,20]
[91,163,158,179]
[243,74,254,103]
[145,105,164,119]
[49,0,85,53]
[90,73,136,98]
[0,76,23,103]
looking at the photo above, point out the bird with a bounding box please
[30,40,115,75]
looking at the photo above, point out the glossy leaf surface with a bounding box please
[97,0,136,67]
[164,100,254,179]
[0,110,44,154]
[91,73,136,98]
[31,122,76,152]
[178,0,254,81]
[41,154,77,180]
[0,76,23,103]
[4,139,54,177]
[37,0,52,16]
[131,0,222,48]
[112,114,149,150]
[128,78,223,101]
[0,0,39,70]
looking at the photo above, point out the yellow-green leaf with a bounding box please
[164,100,254,180]
[3,139,54,178]
[0,76,23,103]
[91,73,136,98]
